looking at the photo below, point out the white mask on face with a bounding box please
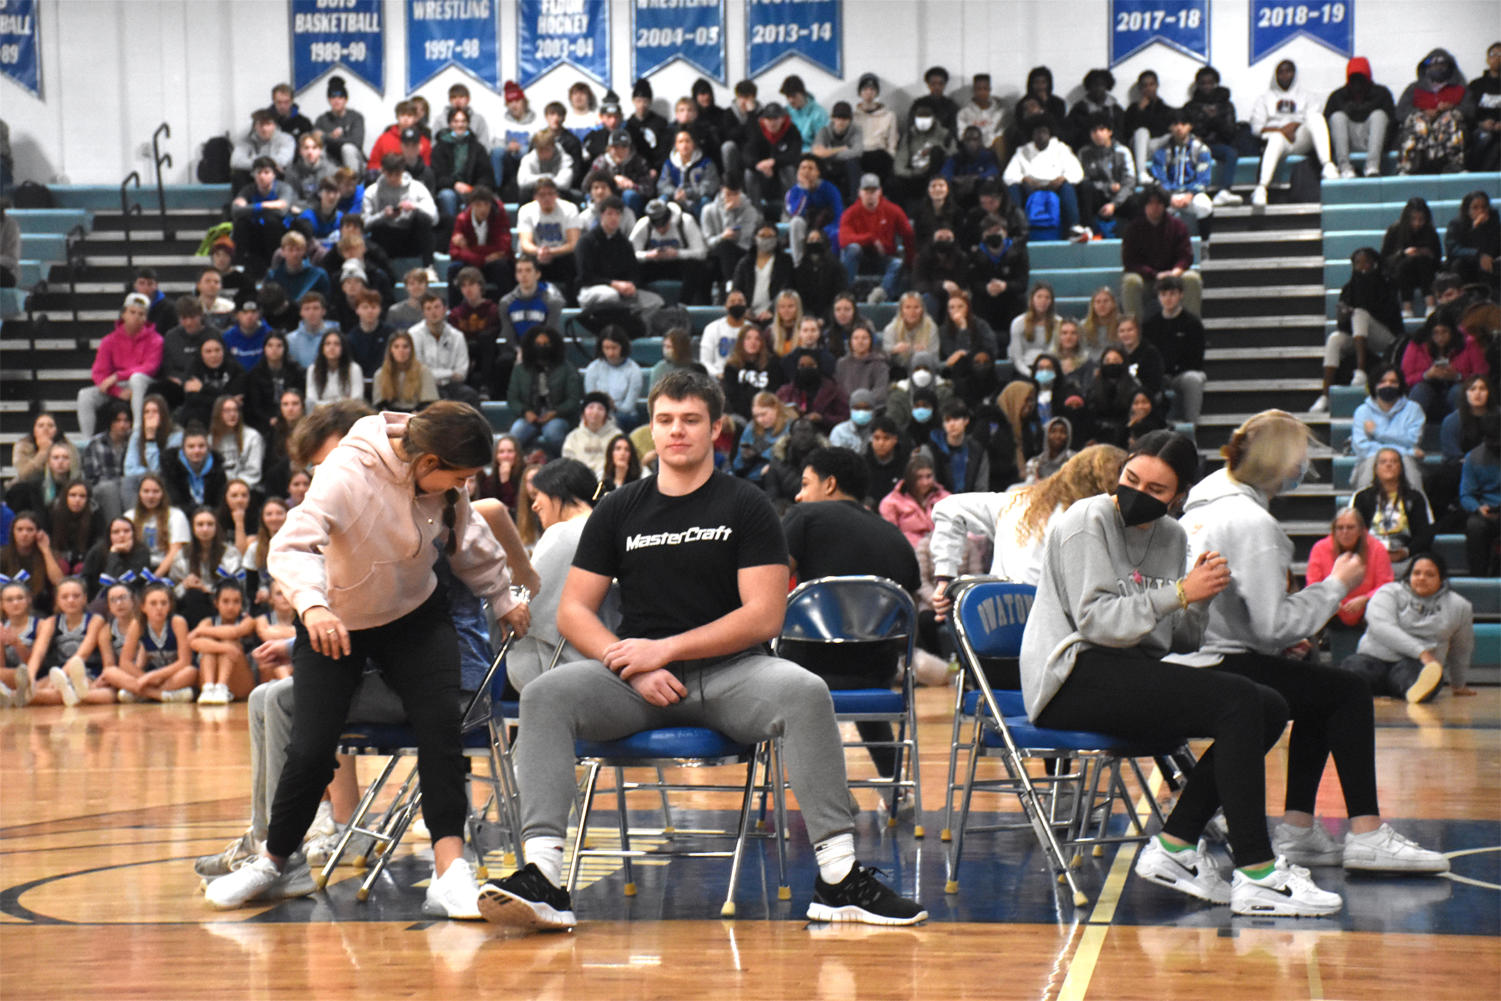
[914,116,934,131]
[911,369,934,387]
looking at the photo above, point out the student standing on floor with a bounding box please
[477,370,927,931]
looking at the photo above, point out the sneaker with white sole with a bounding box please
[161,688,195,703]
[1350,369,1368,387]
[1251,186,1268,208]
[197,684,215,704]
[1309,394,1329,413]
[807,864,928,925]
[13,667,32,706]
[1134,836,1230,905]
[1231,858,1342,916]
[0,682,13,708]
[195,830,261,880]
[65,660,89,699]
[1273,821,1343,866]
[49,667,81,707]
[1338,163,1357,179]
[865,286,887,304]
[116,689,139,703]
[1212,189,1244,207]
[477,862,577,931]
[1321,162,1340,181]
[1343,824,1449,873]
[1405,661,1444,704]
[1363,163,1381,178]
[425,858,484,920]
[204,852,314,909]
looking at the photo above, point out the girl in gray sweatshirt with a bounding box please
[1020,432,1349,916]
[1343,553,1475,700]
[1175,410,1448,878]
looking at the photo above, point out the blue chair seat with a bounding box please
[339,722,495,752]
[961,689,1026,718]
[988,717,1182,756]
[829,688,906,714]
[575,726,750,761]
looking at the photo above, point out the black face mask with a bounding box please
[727,303,748,319]
[1115,484,1168,527]
[1101,363,1126,380]
[984,233,1005,250]
[1375,385,1402,402]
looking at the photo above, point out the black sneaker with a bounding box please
[477,863,576,931]
[807,864,928,926]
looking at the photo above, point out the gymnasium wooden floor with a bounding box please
[1,685,1497,1000]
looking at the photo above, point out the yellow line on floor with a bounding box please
[1306,937,1324,1000]
[1057,763,1167,1000]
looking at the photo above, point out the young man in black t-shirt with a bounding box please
[478,371,926,930]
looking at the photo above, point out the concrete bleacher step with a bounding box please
[49,184,232,212]
[1200,256,1323,288]
[1318,172,1499,205]
[10,208,93,234]
[1202,315,1327,348]
[1201,283,1324,319]
[1203,345,1323,380]
[1208,228,1322,261]
[1195,377,1325,417]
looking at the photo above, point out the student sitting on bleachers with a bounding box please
[410,292,477,406]
[582,325,644,427]
[1325,57,1394,179]
[1401,314,1487,423]
[1121,186,1201,320]
[432,107,495,224]
[1002,116,1083,240]
[1432,375,1496,515]
[631,199,709,304]
[1444,190,1501,294]
[286,133,336,215]
[1312,247,1403,413]
[1382,198,1444,315]
[1076,116,1135,238]
[1353,447,1435,576]
[1248,59,1339,207]
[447,266,503,398]
[77,294,162,439]
[507,326,582,456]
[516,177,582,296]
[314,75,365,172]
[1307,507,1393,629]
[1341,554,1474,700]
[447,185,513,299]
[1352,365,1426,472]
[1395,49,1469,175]
[1458,432,1500,576]
[230,112,295,190]
[230,157,294,277]
[304,332,364,408]
[363,154,439,270]
[1143,274,1207,424]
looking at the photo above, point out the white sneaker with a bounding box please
[160,688,195,703]
[424,858,484,920]
[116,689,139,703]
[1321,162,1340,181]
[204,853,314,909]
[1405,661,1444,704]
[65,660,89,699]
[1138,171,1154,186]
[1212,189,1243,207]
[1134,836,1230,905]
[309,801,338,839]
[1343,823,1449,873]
[303,829,343,868]
[1363,163,1381,178]
[0,682,13,708]
[1338,163,1357,179]
[1251,186,1268,208]
[1309,394,1329,413]
[865,286,887,304]
[1273,821,1343,866]
[13,666,32,706]
[1231,858,1342,916]
[1349,369,1368,387]
[197,685,215,704]
[195,830,261,880]
[49,667,81,707]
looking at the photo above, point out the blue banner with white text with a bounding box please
[406,0,499,93]
[1110,0,1209,67]
[290,0,384,94]
[1250,0,1353,63]
[746,0,841,79]
[517,0,610,89]
[0,0,41,98]
[632,0,725,84]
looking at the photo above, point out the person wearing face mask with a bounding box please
[1082,344,1141,447]
[828,388,878,453]
[1025,431,1348,917]
[1395,49,1471,175]
[1177,410,1449,880]
[700,291,750,379]
[968,215,1030,333]
[793,226,849,320]
[1351,366,1425,485]
[730,224,795,325]
[1343,553,1475,701]
[775,356,849,436]
[893,99,957,208]
[1324,57,1395,178]
[885,352,952,431]
[914,228,972,322]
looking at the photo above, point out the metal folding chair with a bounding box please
[944,579,1192,906]
[564,728,789,917]
[315,635,520,897]
[775,575,925,835]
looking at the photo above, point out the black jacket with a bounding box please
[575,226,640,288]
[162,446,228,510]
[730,251,795,305]
[1184,86,1237,147]
[432,131,496,192]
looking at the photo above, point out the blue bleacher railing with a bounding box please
[150,122,174,238]
[119,170,143,268]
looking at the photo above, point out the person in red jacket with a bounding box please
[447,185,514,298]
[837,175,915,304]
[76,293,164,438]
[367,100,432,172]
[1306,507,1393,628]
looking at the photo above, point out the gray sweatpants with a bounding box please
[515,652,855,845]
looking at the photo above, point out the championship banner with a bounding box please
[632,0,725,84]
[1250,0,1352,63]
[1109,0,1209,67]
[746,0,841,80]
[290,0,384,94]
[0,0,41,98]
[517,0,610,89]
[406,0,500,93]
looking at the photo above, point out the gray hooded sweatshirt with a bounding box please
[1173,468,1348,666]
[1355,580,1474,689]
[1019,493,1208,720]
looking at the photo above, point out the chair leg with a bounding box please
[905,707,925,838]
[946,729,986,893]
[565,761,602,895]
[940,682,967,842]
[654,766,675,834]
[720,748,763,917]
[359,786,421,902]
[1004,744,1089,907]
[614,766,636,896]
[769,737,789,900]
[318,754,400,891]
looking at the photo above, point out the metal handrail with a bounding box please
[64,223,86,323]
[150,122,174,238]
[119,170,142,268]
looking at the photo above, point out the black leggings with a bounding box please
[1212,652,1380,819]
[1036,647,1288,867]
[266,589,464,859]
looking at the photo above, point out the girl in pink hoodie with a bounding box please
[207,402,530,919]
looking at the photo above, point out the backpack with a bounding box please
[648,303,692,339]
[198,136,233,184]
[1025,190,1061,239]
[12,180,54,208]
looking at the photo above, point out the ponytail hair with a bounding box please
[400,401,493,555]
[1221,409,1317,494]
